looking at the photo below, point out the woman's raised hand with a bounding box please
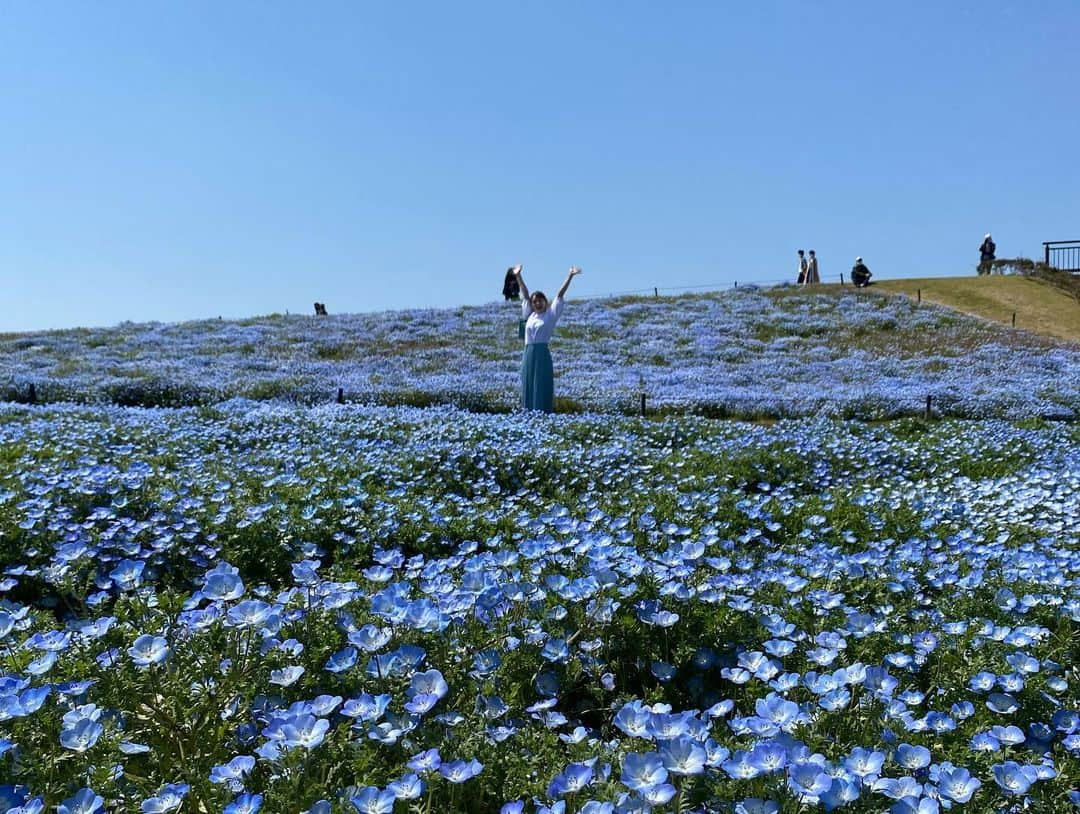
[512,265,524,276]
[568,266,582,276]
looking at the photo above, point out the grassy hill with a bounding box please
[2,286,1078,419]
[875,275,1080,342]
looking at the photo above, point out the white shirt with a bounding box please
[522,295,565,344]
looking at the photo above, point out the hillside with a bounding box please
[2,286,1078,419]
[876,275,1080,342]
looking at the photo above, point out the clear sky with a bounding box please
[3,1,1078,331]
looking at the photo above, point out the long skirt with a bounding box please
[521,342,554,413]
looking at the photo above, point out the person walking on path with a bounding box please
[806,250,820,284]
[513,265,582,413]
[797,250,808,284]
[502,267,521,300]
[979,233,996,275]
[851,257,872,288]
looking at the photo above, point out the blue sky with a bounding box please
[3,1,1078,331]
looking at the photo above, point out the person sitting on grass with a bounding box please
[512,264,582,413]
[851,257,872,288]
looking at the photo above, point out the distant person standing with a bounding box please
[851,257,872,288]
[806,250,820,284]
[514,265,582,413]
[502,267,521,300]
[797,250,808,284]
[978,233,996,275]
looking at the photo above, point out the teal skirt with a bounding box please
[521,343,554,413]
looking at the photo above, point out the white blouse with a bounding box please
[522,295,565,345]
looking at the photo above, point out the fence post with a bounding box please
[654,287,659,298]
[917,289,921,303]
[640,392,646,416]
[734,281,738,288]
[1044,243,1050,266]
[1011,312,1016,328]
[840,273,845,286]
[925,394,933,419]
[28,383,37,404]
[336,387,344,404]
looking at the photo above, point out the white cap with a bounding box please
[985,233,991,239]
[855,257,862,263]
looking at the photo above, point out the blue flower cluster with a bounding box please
[1,288,1077,418]
[0,401,1077,812]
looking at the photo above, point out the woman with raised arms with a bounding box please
[511,265,582,413]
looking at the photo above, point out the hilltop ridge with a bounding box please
[1,286,1077,420]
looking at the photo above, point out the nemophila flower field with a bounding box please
[1,400,1078,812]
[2,288,1078,419]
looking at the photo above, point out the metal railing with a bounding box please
[1044,240,1080,272]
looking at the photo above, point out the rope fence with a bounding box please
[568,269,932,300]
[574,275,830,300]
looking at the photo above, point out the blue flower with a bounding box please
[659,735,706,776]
[990,724,1026,746]
[889,796,939,814]
[734,800,779,814]
[223,793,262,814]
[621,752,667,792]
[407,748,442,773]
[755,693,803,731]
[349,787,396,814]
[59,718,103,752]
[227,600,273,628]
[541,638,570,663]
[128,634,170,667]
[109,558,145,591]
[387,773,425,800]
[324,646,358,673]
[440,758,483,783]
[992,761,1037,795]
[210,755,256,785]
[844,747,885,779]
[787,761,832,800]
[936,766,981,803]
[820,777,861,808]
[279,714,329,749]
[894,744,931,769]
[986,693,1020,714]
[547,762,594,797]
[640,784,676,805]
[269,665,305,687]
[203,563,245,601]
[57,788,104,814]
[613,701,652,738]
[723,750,762,780]
[141,783,189,813]
[407,669,448,702]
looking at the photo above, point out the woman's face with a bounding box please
[531,293,548,313]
